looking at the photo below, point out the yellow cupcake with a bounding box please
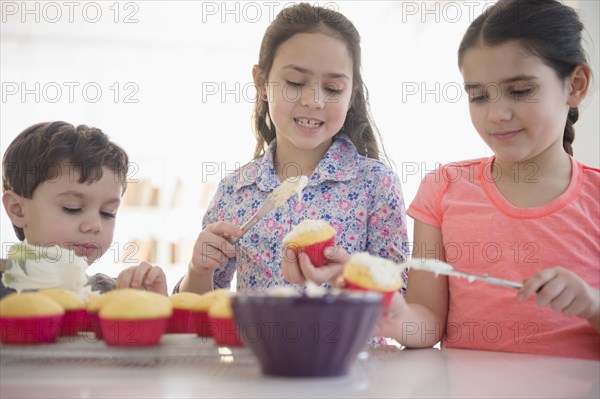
[169,292,203,310]
[282,219,335,247]
[88,288,170,313]
[0,292,64,317]
[38,288,85,311]
[208,296,233,319]
[343,252,404,291]
[189,289,231,312]
[99,292,172,320]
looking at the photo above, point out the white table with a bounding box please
[1,334,598,398]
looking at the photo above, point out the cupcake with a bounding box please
[343,252,404,308]
[38,288,86,336]
[189,289,230,337]
[283,219,336,267]
[82,292,103,339]
[98,290,172,347]
[0,292,64,344]
[208,295,244,347]
[167,292,203,333]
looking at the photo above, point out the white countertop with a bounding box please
[1,334,598,398]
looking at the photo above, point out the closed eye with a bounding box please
[286,80,303,87]
[101,211,116,219]
[62,207,81,214]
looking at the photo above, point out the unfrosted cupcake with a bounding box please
[0,292,64,344]
[167,292,203,333]
[208,295,243,347]
[189,289,230,337]
[343,252,404,308]
[98,290,172,346]
[283,219,336,267]
[38,288,86,336]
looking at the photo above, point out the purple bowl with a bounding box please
[232,292,382,377]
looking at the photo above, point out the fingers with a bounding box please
[281,248,305,285]
[517,268,558,301]
[298,252,344,285]
[323,246,350,264]
[190,222,242,274]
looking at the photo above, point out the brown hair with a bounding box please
[2,121,129,240]
[252,3,385,161]
[458,0,590,156]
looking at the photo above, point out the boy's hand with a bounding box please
[116,262,168,296]
[188,222,243,277]
[281,246,348,285]
[518,266,600,320]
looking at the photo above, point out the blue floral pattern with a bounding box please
[204,135,409,293]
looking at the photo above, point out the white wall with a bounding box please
[1,1,598,288]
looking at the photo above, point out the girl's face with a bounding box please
[263,32,353,158]
[460,41,572,164]
[17,165,122,263]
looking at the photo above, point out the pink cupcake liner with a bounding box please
[99,317,168,347]
[345,279,394,308]
[167,309,195,333]
[289,236,335,267]
[209,316,244,347]
[191,310,214,337]
[81,312,103,340]
[59,309,86,336]
[0,315,64,344]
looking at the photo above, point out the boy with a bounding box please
[1,121,167,298]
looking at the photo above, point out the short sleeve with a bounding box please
[407,167,447,228]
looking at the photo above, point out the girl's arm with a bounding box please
[375,220,449,348]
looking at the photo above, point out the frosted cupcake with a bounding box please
[283,219,336,267]
[208,295,243,347]
[98,290,172,346]
[0,292,64,344]
[343,252,404,308]
[38,288,86,336]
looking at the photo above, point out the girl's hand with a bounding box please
[281,246,349,285]
[189,222,243,277]
[116,262,168,296]
[518,266,600,320]
[372,291,408,339]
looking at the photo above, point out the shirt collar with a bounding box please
[234,134,359,192]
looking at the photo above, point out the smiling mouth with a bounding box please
[294,118,323,128]
[490,129,523,140]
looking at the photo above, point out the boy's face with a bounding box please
[18,165,122,263]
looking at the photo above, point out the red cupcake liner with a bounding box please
[190,310,215,337]
[0,315,63,344]
[345,279,394,308]
[81,311,103,339]
[209,316,244,347]
[289,236,335,267]
[59,309,86,336]
[99,317,168,347]
[167,309,196,334]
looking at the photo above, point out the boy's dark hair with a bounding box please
[458,0,590,156]
[2,121,129,240]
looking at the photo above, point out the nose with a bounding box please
[299,83,325,110]
[487,98,512,124]
[80,213,102,234]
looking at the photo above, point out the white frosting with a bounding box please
[304,281,328,297]
[2,243,93,301]
[350,252,402,286]
[283,219,331,243]
[409,259,454,275]
[271,176,308,207]
[267,285,301,297]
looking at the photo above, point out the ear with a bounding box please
[2,191,27,228]
[252,64,267,100]
[567,65,590,108]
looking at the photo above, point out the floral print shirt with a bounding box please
[204,134,409,293]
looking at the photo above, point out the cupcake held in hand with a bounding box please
[343,252,404,308]
[283,219,336,267]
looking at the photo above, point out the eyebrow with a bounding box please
[58,191,121,205]
[464,75,538,90]
[282,64,350,80]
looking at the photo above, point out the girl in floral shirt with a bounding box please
[176,3,408,295]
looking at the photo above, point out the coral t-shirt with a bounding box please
[407,156,600,360]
